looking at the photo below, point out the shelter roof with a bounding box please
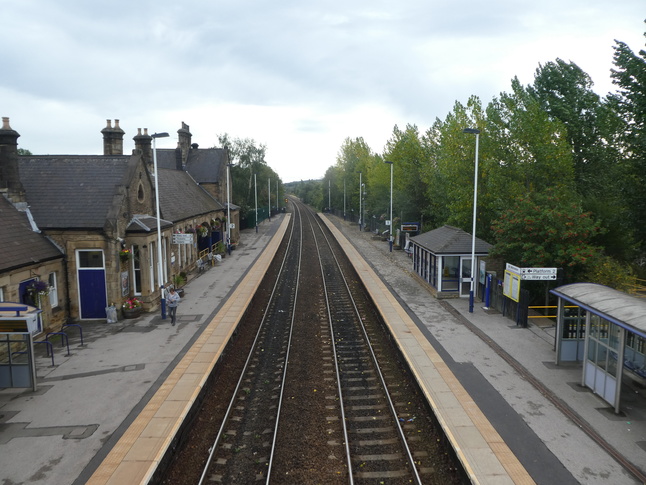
[551,283,646,339]
[411,225,492,255]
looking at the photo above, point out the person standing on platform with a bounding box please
[167,287,181,326]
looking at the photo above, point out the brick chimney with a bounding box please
[0,117,26,202]
[133,127,152,165]
[101,119,125,155]
[176,122,192,169]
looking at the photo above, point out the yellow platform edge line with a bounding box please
[320,214,535,485]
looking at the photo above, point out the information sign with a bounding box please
[503,270,521,302]
[521,267,557,280]
[172,233,194,245]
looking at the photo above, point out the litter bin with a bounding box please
[105,305,118,323]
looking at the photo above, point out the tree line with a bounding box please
[291,26,646,290]
[217,133,285,228]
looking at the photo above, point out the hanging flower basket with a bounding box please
[119,249,132,263]
[212,219,222,229]
[27,280,50,298]
[196,225,209,237]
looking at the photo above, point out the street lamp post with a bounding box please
[226,162,233,255]
[254,173,258,233]
[268,178,271,221]
[357,171,362,231]
[384,160,393,252]
[152,131,169,319]
[464,128,481,313]
[343,177,346,220]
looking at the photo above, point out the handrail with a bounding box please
[527,305,580,320]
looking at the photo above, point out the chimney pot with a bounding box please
[2,117,12,130]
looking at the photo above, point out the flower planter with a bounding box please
[122,307,143,319]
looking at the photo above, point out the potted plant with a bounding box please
[214,241,225,255]
[171,273,186,297]
[122,297,143,319]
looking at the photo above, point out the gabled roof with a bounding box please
[158,168,224,222]
[126,214,172,233]
[411,225,492,255]
[0,196,63,272]
[156,148,228,184]
[19,155,131,229]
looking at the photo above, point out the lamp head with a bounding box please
[151,132,170,139]
[463,128,480,135]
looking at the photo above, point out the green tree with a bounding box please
[334,137,375,220]
[217,133,269,208]
[527,59,632,260]
[421,96,485,233]
[608,27,646,261]
[382,124,428,225]
[490,189,602,282]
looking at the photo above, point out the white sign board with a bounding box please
[506,263,521,275]
[521,267,557,280]
[521,267,557,275]
[522,274,557,281]
[172,233,194,245]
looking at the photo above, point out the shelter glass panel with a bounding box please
[441,256,459,292]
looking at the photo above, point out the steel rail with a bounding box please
[308,205,422,485]
[197,211,300,485]
[302,204,355,484]
[264,201,304,483]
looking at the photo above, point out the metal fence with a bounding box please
[488,283,529,327]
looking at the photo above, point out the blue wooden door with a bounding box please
[77,250,108,319]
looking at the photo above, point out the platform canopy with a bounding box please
[551,283,646,339]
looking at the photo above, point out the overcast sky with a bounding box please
[2,1,644,182]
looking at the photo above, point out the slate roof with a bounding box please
[0,196,63,272]
[410,225,492,255]
[19,156,131,229]
[157,168,224,222]
[156,148,227,184]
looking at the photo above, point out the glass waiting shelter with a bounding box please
[551,283,646,414]
[409,225,492,299]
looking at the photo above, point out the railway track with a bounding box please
[309,206,422,484]
[163,199,465,484]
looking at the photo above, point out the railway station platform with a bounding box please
[324,215,646,485]
[1,210,645,485]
